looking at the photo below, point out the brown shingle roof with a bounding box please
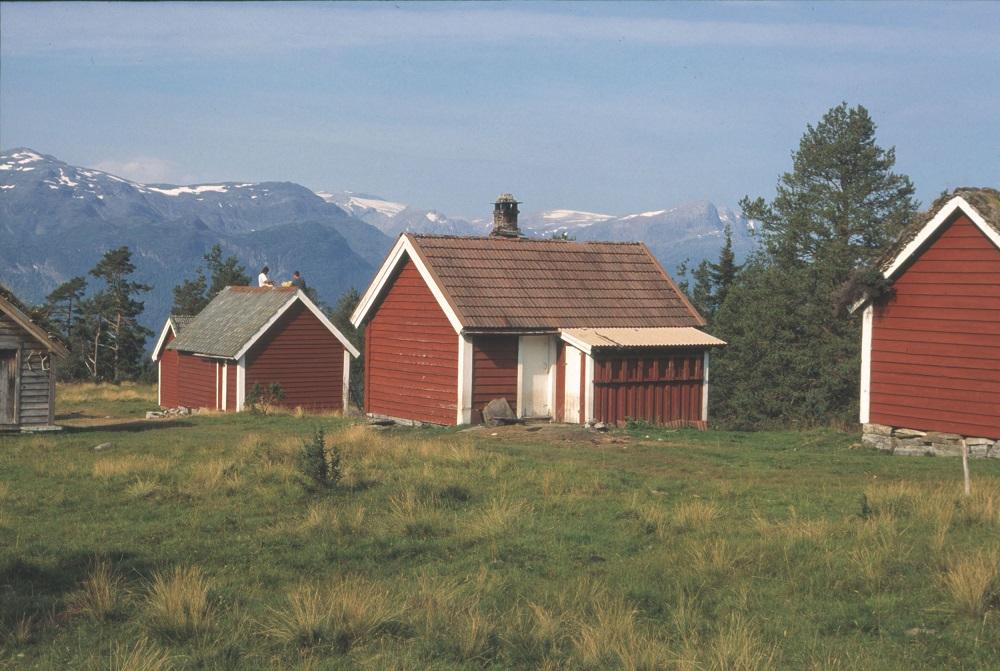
[407,234,703,330]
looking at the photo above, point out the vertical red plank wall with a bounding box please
[593,349,704,426]
[364,258,458,425]
[870,214,1000,438]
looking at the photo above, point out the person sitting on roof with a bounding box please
[258,266,273,288]
[290,271,307,290]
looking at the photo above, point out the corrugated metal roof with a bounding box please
[408,235,704,329]
[167,287,297,358]
[561,327,726,353]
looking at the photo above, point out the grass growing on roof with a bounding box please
[1,383,999,668]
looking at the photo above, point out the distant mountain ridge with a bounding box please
[1,148,756,341]
[323,191,757,275]
[0,148,390,331]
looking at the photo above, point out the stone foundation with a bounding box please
[862,424,1000,458]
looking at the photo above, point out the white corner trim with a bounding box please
[701,351,710,423]
[860,304,873,424]
[515,336,525,418]
[236,356,246,412]
[342,350,351,413]
[457,334,474,425]
[232,290,359,361]
[349,235,463,334]
[584,353,595,424]
[151,319,176,361]
[884,197,1000,280]
[221,362,228,412]
[157,360,162,406]
[559,330,593,355]
[215,362,220,410]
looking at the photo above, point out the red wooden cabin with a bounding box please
[350,194,725,427]
[152,287,359,413]
[858,188,1000,449]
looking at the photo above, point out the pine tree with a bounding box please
[711,103,917,428]
[171,271,209,315]
[204,244,250,297]
[86,246,152,382]
[171,244,250,315]
[710,223,739,312]
[44,277,87,338]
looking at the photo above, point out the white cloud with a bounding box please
[92,156,183,184]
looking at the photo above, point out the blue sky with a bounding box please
[2,1,997,217]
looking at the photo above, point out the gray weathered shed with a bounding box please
[0,286,68,432]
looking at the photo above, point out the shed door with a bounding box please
[0,350,17,425]
[519,336,552,418]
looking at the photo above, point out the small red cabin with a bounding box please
[859,188,1000,454]
[350,194,725,427]
[152,287,359,413]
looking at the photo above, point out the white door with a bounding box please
[519,336,552,417]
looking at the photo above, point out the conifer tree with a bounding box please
[171,244,250,315]
[86,246,152,382]
[711,103,917,428]
[43,277,89,379]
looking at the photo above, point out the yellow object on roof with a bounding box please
[560,327,726,353]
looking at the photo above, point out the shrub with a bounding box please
[245,382,285,415]
[296,429,342,491]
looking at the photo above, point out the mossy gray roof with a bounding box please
[166,286,299,358]
[877,187,1000,272]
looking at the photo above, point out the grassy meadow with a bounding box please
[1,383,999,669]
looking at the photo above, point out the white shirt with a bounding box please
[258,272,271,287]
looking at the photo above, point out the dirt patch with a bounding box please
[462,422,631,447]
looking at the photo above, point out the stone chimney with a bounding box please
[491,192,520,238]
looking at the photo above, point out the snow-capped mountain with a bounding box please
[319,188,757,274]
[2,147,756,342]
[1,148,391,331]
[319,191,489,237]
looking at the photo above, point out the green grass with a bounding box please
[1,385,999,669]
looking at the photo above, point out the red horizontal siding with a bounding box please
[175,352,218,410]
[245,302,345,411]
[870,214,1000,439]
[472,335,518,422]
[593,349,705,427]
[364,258,458,425]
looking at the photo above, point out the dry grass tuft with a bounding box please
[9,614,33,646]
[940,549,999,617]
[264,578,400,651]
[145,566,213,638]
[705,613,775,671]
[127,477,160,499]
[572,589,668,670]
[93,455,172,480]
[187,459,242,495]
[463,493,531,540]
[389,488,448,537]
[0,482,10,501]
[68,558,124,621]
[674,499,720,531]
[108,637,174,671]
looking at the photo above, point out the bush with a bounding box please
[245,382,285,415]
[296,429,341,491]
